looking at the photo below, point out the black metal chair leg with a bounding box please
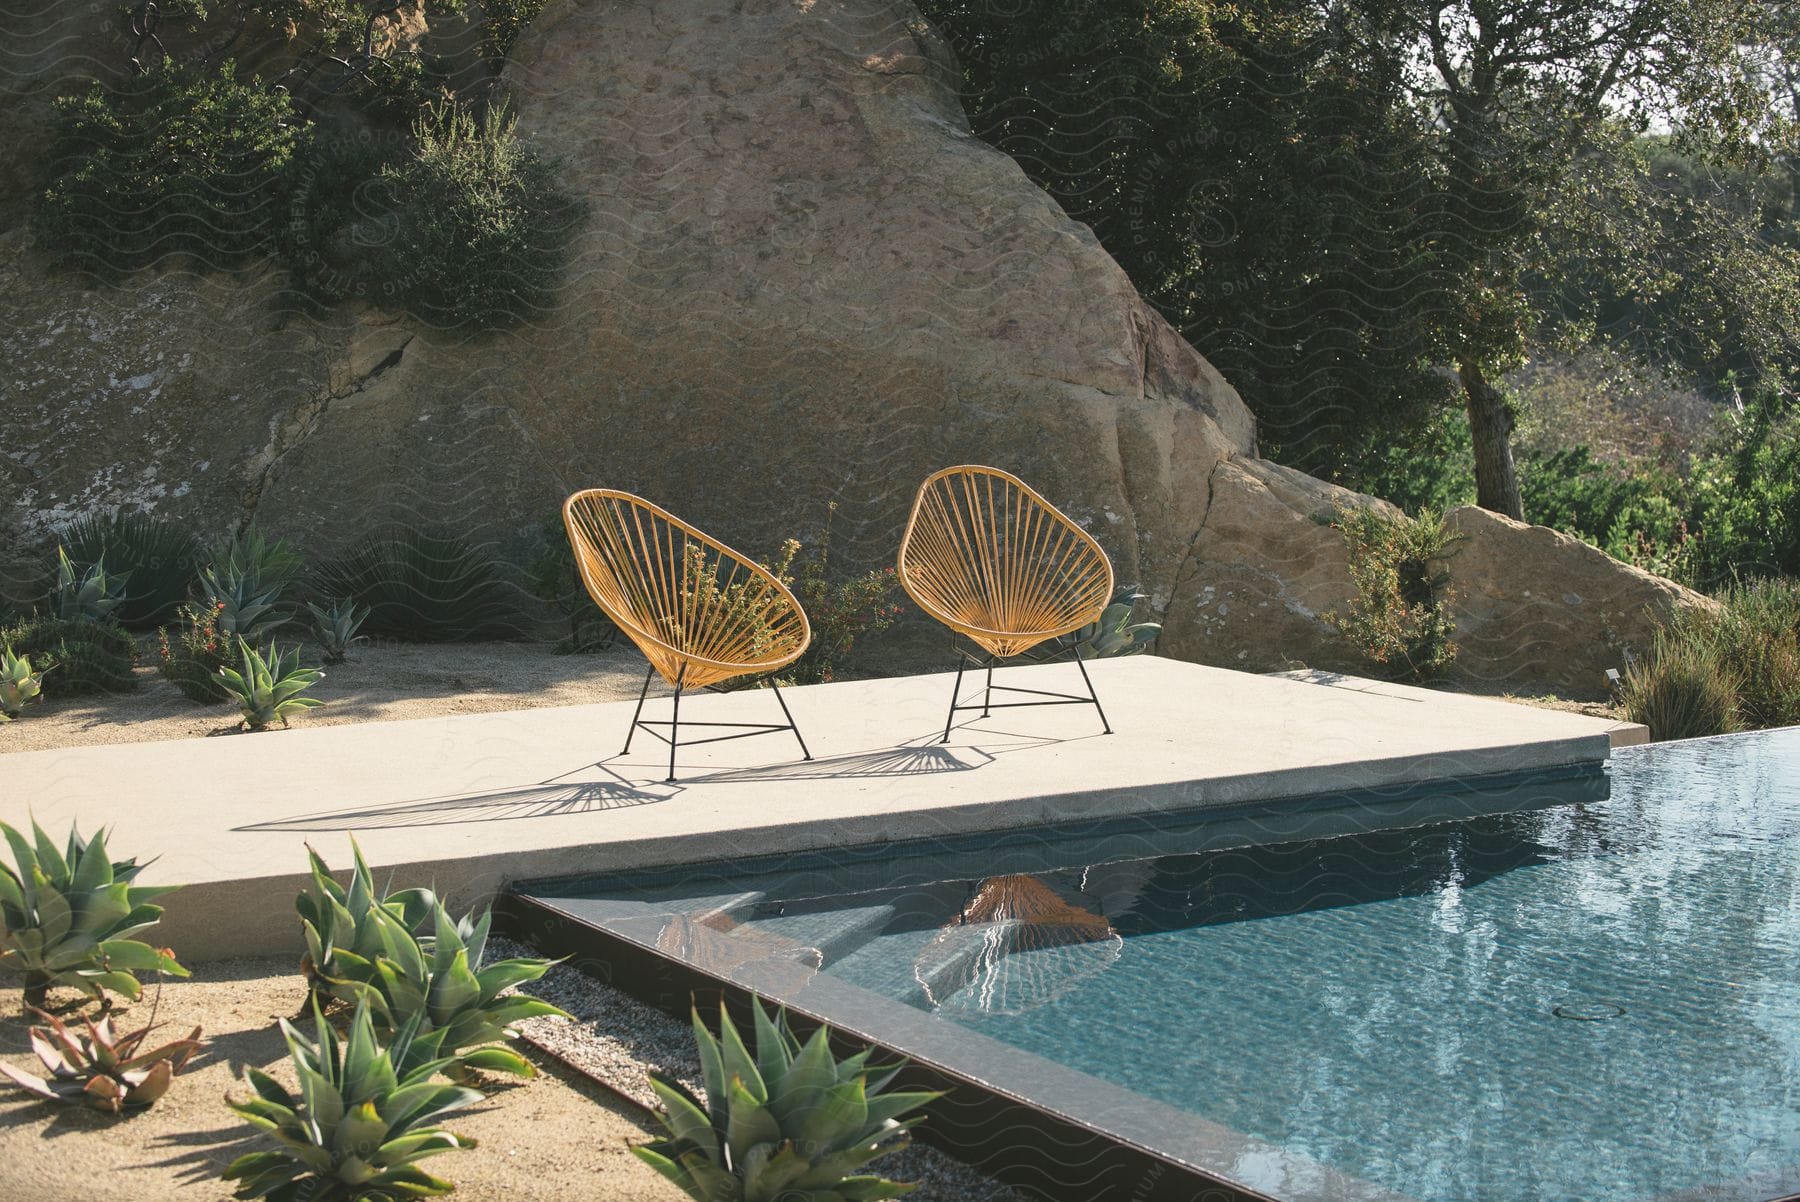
[667,678,684,782]
[768,678,812,760]
[941,654,967,743]
[622,664,654,754]
[982,657,994,717]
[1073,646,1112,734]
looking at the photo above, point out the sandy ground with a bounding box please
[0,960,687,1202]
[0,639,653,753]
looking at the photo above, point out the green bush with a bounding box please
[360,101,583,329]
[765,504,904,685]
[1707,579,1800,730]
[1621,623,1740,741]
[311,529,526,642]
[1321,507,1461,681]
[525,511,617,652]
[57,511,204,629]
[36,59,300,273]
[2,617,136,696]
[157,600,233,702]
[275,131,394,309]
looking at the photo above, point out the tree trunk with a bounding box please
[1459,359,1523,519]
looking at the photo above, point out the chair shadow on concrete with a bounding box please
[236,764,671,833]
[673,742,995,784]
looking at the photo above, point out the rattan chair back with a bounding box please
[897,465,1114,659]
[563,490,810,689]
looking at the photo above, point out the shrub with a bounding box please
[294,838,437,1008]
[2,616,136,696]
[311,529,525,642]
[0,819,188,1010]
[360,100,583,329]
[1621,623,1740,741]
[480,0,553,67]
[274,131,394,309]
[57,511,204,628]
[35,59,300,273]
[1321,507,1461,681]
[634,998,937,1202]
[773,504,906,685]
[157,600,233,702]
[197,564,288,644]
[210,526,307,598]
[0,1007,203,1113]
[1706,579,1800,730]
[223,998,480,1202]
[526,511,617,652]
[218,639,326,731]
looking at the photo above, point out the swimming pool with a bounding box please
[517,731,1800,1202]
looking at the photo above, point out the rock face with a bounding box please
[0,0,1709,696]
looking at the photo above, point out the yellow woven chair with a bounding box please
[563,489,813,780]
[897,465,1115,740]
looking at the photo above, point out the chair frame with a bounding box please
[563,489,814,781]
[897,465,1116,742]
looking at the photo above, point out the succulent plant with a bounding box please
[306,597,370,664]
[223,998,480,1202]
[219,638,326,730]
[299,840,568,1080]
[1060,585,1161,659]
[0,616,136,695]
[51,545,129,624]
[0,1004,203,1112]
[634,999,938,1202]
[198,564,287,643]
[0,819,187,1009]
[0,645,45,720]
[296,840,436,1008]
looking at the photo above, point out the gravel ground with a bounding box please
[491,937,1028,1202]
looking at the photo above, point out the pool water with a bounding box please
[541,732,1800,1201]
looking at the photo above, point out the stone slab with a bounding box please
[0,657,1644,959]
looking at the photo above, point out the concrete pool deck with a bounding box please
[2,656,1644,959]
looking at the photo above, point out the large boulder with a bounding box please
[0,0,1707,696]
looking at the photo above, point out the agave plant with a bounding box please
[0,645,45,719]
[296,840,436,1008]
[1060,585,1161,659]
[0,1004,203,1112]
[299,841,567,1080]
[223,998,480,1202]
[219,638,326,731]
[306,597,370,664]
[198,564,287,643]
[0,819,187,1009]
[51,546,129,624]
[634,999,938,1202]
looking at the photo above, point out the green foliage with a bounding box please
[56,511,204,629]
[218,638,326,730]
[355,101,583,329]
[298,840,567,1080]
[526,512,617,653]
[634,998,936,1202]
[0,1006,203,1113]
[223,998,481,1202]
[51,546,128,624]
[2,616,137,696]
[157,600,234,702]
[198,565,289,644]
[36,59,300,272]
[765,504,904,684]
[480,0,552,66]
[307,597,371,664]
[1321,506,1461,681]
[1621,623,1741,742]
[312,530,525,643]
[1059,586,1161,658]
[0,647,46,721]
[276,131,398,310]
[0,819,187,1009]
[212,527,308,597]
[296,839,436,1009]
